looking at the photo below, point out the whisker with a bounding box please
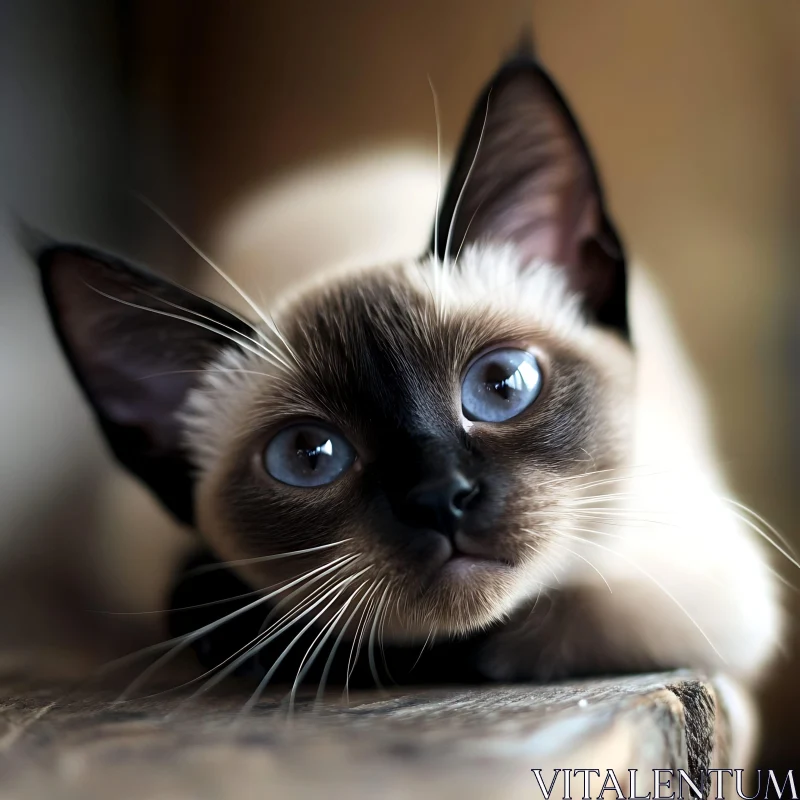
[135,286,291,370]
[314,581,377,707]
[719,497,798,559]
[443,89,492,268]
[367,583,392,692]
[554,523,728,591]
[377,588,396,685]
[136,195,279,336]
[453,201,484,267]
[255,285,303,369]
[114,555,354,701]
[556,495,800,575]
[186,540,353,576]
[410,625,435,672]
[765,566,798,592]
[344,580,383,703]
[535,464,670,491]
[557,530,724,661]
[544,539,613,593]
[136,627,277,703]
[147,559,361,703]
[523,542,562,585]
[288,581,368,713]
[428,75,443,273]
[96,579,288,616]
[566,492,650,505]
[255,555,361,636]
[537,508,679,530]
[169,565,366,717]
[539,506,677,519]
[262,312,302,369]
[84,284,286,373]
[720,505,800,572]
[236,570,369,720]
[137,368,274,382]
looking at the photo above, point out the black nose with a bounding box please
[401,471,480,536]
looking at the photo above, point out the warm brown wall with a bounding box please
[131,1,799,767]
[132,0,530,227]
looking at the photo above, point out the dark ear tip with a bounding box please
[8,213,56,269]
[35,244,85,273]
[507,24,537,61]
[490,42,560,100]
[30,241,130,286]
[7,213,111,277]
[5,216,97,284]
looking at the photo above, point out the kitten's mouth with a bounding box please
[438,551,511,581]
[396,529,515,598]
[430,532,513,585]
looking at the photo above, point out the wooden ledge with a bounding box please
[0,671,743,799]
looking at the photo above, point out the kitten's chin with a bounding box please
[380,556,527,642]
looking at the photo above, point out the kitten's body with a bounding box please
[33,58,782,766]
[202,149,781,684]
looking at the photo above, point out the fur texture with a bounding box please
[34,58,782,722]
[181,242,781,681]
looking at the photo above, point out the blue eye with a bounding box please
[264,423,355,487]
[461,348,542,422]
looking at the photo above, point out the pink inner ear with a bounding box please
[43,246,254,459]
[483,167,599,284]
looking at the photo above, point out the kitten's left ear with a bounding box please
[36,245,256,524]
[432,57,628,336]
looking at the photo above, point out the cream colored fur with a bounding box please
[198,147,782,688]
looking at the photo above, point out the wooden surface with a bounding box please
[0,671,733,800]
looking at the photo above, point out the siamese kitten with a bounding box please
[34,56,782,703]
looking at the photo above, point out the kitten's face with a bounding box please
[35,56,633,642]
[188,250,633,638]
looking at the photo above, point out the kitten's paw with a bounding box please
[476,589,672,683]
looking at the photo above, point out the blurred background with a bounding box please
[1,0,798,770]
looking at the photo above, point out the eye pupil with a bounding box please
[297,437,333,471]
[302,448,318,470]
[492,378,513,400]
[462,348,542,423]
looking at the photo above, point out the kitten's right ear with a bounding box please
[36,245,256,524]
[432,57,628,336]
